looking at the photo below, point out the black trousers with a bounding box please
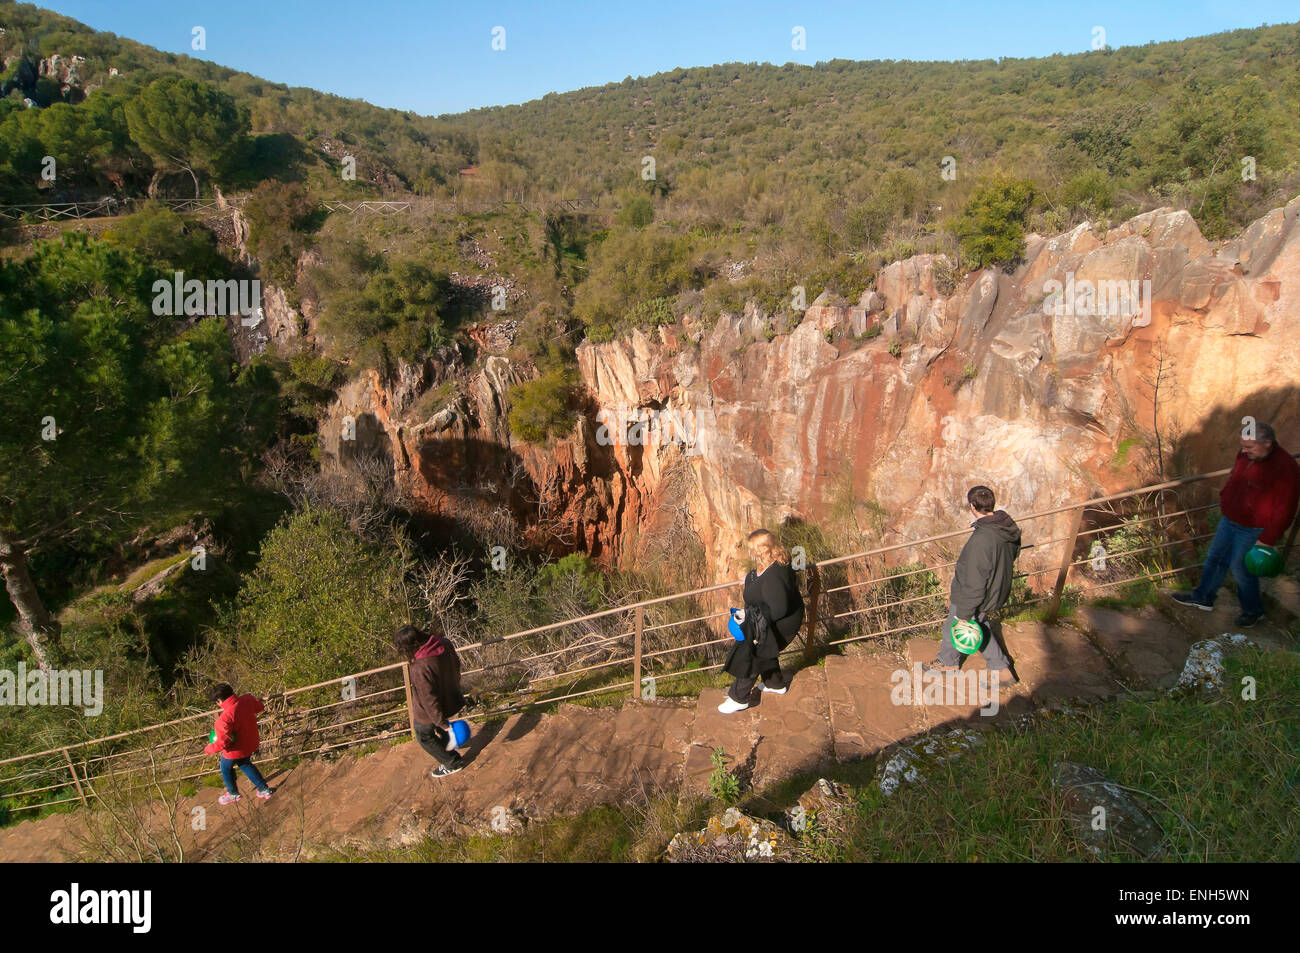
[728,663,787,702]
[414,721,465,768]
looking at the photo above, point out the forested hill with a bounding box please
[3,0,1298,230]
[456,24,1299,206]
[5,3,1299,344]
[0,0,476,196]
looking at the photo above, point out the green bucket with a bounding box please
[1244,544,1283,578]
[950,618,983,655]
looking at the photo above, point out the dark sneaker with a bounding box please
[1234,612,1262,628]
[431,763,463,779]
[991,667,1019,686]
[1171,592,1213,611]
[922,658,959,674]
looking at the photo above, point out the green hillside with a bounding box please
[3,2,1296,350]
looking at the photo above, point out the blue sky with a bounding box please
[38,1,1300,115]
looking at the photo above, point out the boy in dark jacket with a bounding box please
[925,486,1021,679]
[1172,423,1299,626]
[394,623,467,778]
[204,683,273,804]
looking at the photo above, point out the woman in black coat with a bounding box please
[720,529,805,713]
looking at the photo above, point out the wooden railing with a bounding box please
[2,457,1295,817]
[0,196,248,222]
[0,196,418,223]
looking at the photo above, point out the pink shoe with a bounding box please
[218,793,241,805]
[255,788,273,800]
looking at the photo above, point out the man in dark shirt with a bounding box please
[924,485,1021,680]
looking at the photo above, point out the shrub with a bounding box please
[932,256,958,296]
[574,226,696,333]
[107,201,227,275]
[187,507,413,689]
[708,748,741,803]
[952,176,1036,268]
[626,296,676,330]
[242,179,317,287]
[1061,168,1114,215]
[508,365,577,443]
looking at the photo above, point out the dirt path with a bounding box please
[0,596,1292,861]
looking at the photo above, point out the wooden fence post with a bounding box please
[61,747,87,807]
[803,564,822,662]
[1046,505,1085,624]
[631,606,644,701]
[1281,517,1300,565]
[402,662,418,741]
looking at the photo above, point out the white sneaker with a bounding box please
[717,696,750,714]
[761,685,788,694]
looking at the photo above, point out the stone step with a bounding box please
[1074,604,1199,690]
[750,664,834,789]
[1155,588,1294,651]
[998,620,1123,703]
[681,688,762,798]
[823,646,926,761]
[902,636,1008,728]
[1268,572,1300,620]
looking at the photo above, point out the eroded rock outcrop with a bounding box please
[571,198,1300,581]
[315,196,1300,585]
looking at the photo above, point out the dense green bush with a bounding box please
[952,176,1037,268]
[312,238,452,365]
[1060,168,1115,216]
[188,507,413,690]
[507,365,577,443]
[574,226,697,333]
[106,201,228,276]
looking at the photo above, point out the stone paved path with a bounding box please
[1,589,1294,861]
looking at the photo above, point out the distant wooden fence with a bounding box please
[0,196,246,222]
[320,200,412,215]
[0,196,417,222]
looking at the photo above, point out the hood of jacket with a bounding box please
[414,631,449,659]
[974,509,1021,544]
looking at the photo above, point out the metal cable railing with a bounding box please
[2,457,1294,816]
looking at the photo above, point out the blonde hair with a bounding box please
[747,528,788,572]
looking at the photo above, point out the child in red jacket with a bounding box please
[204,683,273,804]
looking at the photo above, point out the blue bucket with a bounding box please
[448,719,471,749]
[727,609,745,642]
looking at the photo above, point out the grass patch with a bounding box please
[324,796,713,863]
[830,645,1299,862]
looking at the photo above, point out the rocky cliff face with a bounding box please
[316,197,1300,585]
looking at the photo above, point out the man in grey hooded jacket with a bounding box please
[925,485,1021,677]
